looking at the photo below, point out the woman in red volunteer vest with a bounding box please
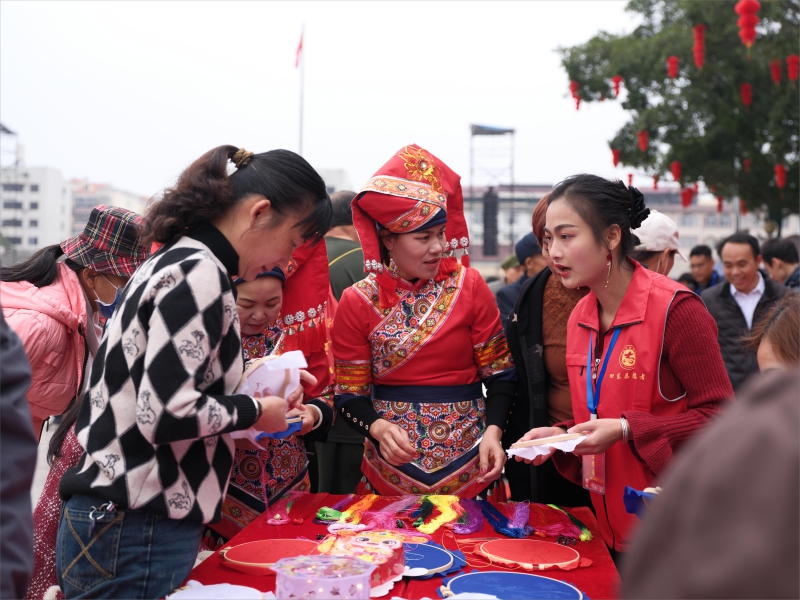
[515,174,732,558]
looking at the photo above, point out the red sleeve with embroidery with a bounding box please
[623,293,733,475]
[468,269,515,380]
[332,287,373,397]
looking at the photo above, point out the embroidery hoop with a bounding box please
[403,542,454,577]
[219,539,319,575]
[509,433,586,449]
[439,571,584,599]
[476,539,580,571]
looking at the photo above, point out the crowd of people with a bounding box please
[0,144,797,599]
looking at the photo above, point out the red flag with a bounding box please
[295,33,303,68]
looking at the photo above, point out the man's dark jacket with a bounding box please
[701,277,786,390]
[496,273,528,333]
[502,267,589,507]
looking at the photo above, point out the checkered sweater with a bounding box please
[60,225,259,523]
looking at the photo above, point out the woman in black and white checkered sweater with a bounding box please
[57,146,331,599]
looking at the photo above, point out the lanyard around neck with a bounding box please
[585,328,621,417]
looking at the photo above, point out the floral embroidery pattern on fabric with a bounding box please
[242,325,283,362]
[373,397,485,473]
[354,266,464,379]
[398,145,444,193]
[473,331,515,380]
[384,199,447,232]
[334,360,373,395]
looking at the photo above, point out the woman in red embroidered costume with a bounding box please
[515,174,732,559]
[204,241,334,548]
[332,145,516,498]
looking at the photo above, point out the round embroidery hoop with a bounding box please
[476,539,580,571]
[403,542,454,577]
[440,571,584,599]
[219,539,319,575]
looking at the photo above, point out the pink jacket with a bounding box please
[1,262,88,438]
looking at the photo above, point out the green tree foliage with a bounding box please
[561,0,799,221]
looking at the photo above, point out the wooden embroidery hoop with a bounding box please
[509,433,585,449]
[219,539,319,575]
[439,571,584,599]
[476,539,580,571]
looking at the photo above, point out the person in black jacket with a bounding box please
[702,232,786,390]
[502,199,590,507]
[0,310,36,600]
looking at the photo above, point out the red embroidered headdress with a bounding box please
[352,144,470,307]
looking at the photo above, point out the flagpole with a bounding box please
[298,25,305,157]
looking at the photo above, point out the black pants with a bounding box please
[315,441,364,494]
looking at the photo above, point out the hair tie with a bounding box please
[232,148,254,169]
[627,186,650,229]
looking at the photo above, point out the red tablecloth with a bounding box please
[187,494,620,599]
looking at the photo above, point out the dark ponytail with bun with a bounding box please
[547,174,650,264]
[143,145,331,246]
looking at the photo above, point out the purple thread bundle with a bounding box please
[453,498,484,534]
[508,501,537,536]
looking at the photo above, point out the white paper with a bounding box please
[230,351,308,442]
[506,436,585,461]
[168,580,268,599]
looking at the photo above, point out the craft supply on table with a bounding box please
[478,500,535,538]
[272,555,375,600]
[168,580,269,599]
[438,571,585,599]
[403,541,466,578]
[219,539,320,576]
[452,498,485,535]
[546,505,593,542]
[475,539,589,571]
[623,485,661,516]
[506,434,587,462]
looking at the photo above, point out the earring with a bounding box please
[604,253,612,289]
[388,257,399,277]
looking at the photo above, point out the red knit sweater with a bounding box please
[553,294,734,485]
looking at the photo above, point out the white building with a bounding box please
[1,165,72,258]
[71,179,148,235]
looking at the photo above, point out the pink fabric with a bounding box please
[25,426,83,600]
[1,263,87,438]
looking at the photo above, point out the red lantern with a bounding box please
[666,56,679,79]
[612,148,621,167]
[693,24,707,70]
[787,54,799,82]
[693,182,699,193]
[680,188,693,208]
[740,82,752,107]
[638,130,649,152]
[743,158,752,172]
[716,195,724,213]
[734,0,761,57]
[670,161,682,181]
[653,175,659,189]
[628,173,634,187]
[775,164,787,189]
[770,59,782,86]
[612,75,623,98]
[740,199,747,215]
[570,80,580,110]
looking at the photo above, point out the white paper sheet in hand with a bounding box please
[230,350,308,443]
[506,436,585,461]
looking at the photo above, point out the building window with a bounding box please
[704,215,717,227]
[7,237,21,245]
[680,236,698,248]
[30,184,39,192]
[29,219,38,227]
[678,214,697,227]
[719,215,732,227]
[28,237,37,246]
[2,183,24,192]
[30,202,39,210]
[2,200,23,209]
[2,219,23,227]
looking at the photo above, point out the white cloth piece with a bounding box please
[506,436,585,461]
[731,272,765,329]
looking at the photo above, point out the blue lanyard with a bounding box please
[585,328,621,417]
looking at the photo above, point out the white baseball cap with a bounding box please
[632,210,687,261]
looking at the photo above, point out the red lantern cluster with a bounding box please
[570,80,580,110]
[734,0,761,55]
[638,130,649,152]
[612,75,623,98]
[666,56,679,79]
[774,164,787,189]
[743,158,752,172]
[740,199,747,215]
[628,173,634,187]
[717,195,724,213]
[670,161,682,182]
[787,55,800,82]
[680,187,694,208]
[770,59,782,86]
[740,82,752,107]
[653,174,659,189]
[612,148,621,167]
[693,24,707,70]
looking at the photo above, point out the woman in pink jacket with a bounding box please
[1,205,148,600]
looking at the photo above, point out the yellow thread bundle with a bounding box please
[417,495,460,534]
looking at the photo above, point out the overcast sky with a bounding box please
[1,1,646,199]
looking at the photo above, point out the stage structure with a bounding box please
[469,124,515,256]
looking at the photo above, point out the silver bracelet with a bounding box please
[620,417,630,444]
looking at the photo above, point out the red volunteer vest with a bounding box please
[566,263,692,551]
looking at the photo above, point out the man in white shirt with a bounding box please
[701,233,787,389]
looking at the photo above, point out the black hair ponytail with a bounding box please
[1,245,84,288]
